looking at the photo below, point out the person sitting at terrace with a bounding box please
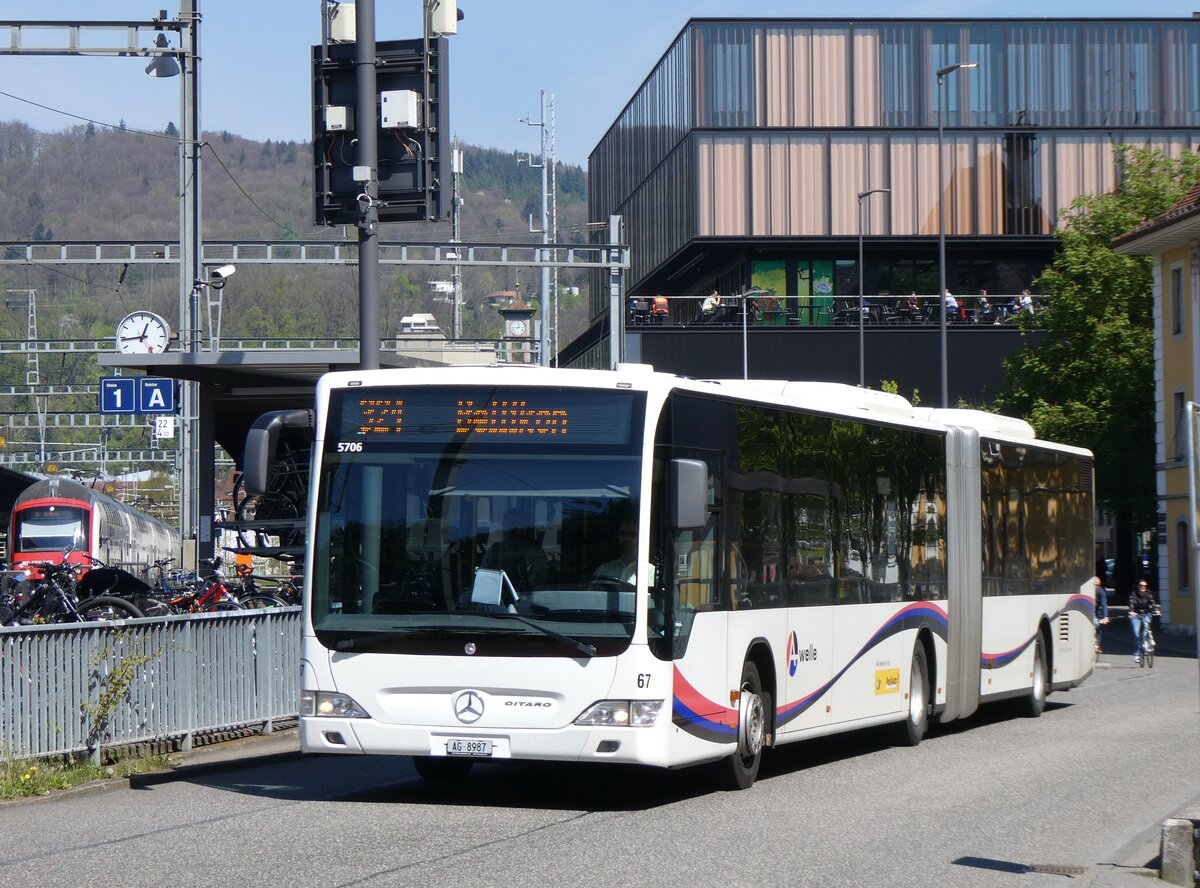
[944,290,958,321]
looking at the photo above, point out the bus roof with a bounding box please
[316,364,1090,456]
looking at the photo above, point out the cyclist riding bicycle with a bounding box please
[1128,580,1160,665]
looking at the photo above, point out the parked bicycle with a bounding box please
[76,554,170,617]
[145,556,297,613]
[148,556,245,614]
[233,568,300,608]
[0,552,143,624]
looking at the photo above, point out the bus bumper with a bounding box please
[300,715,672,767]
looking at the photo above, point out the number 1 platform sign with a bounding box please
[99,376,178,415]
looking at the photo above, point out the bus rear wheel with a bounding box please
[893,644,929,747]
[1018,635,1048,718]
[720,661,769,791]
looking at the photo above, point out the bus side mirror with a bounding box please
[670,458,708,530]
[243,409,313,495]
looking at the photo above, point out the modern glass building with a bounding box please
[563,17,1200,388]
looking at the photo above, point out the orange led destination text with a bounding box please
[357,398,404,434]
[455,399,569,436]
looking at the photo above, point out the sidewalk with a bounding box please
[128,724,302,788]
[1092,614,1198,886]
[1095,610,1198,660]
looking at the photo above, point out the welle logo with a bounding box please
[787,630,817,676]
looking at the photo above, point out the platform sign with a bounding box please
[99,377,137,414]
[138,377,177,414]
[99,376,177,415]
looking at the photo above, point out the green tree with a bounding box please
[995,145,1200,589]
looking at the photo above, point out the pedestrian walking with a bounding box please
[1092,575,1109,653]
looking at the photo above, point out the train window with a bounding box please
[15,506,87,551]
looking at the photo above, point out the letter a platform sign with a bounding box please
[99,376,178,415]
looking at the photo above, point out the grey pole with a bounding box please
[539,90,551,366]
[451,142,463,339]
[609,215,623,368]
[857,187,889,388]
[1188,402,1200,703]
[742,292,748,379]
[179,0,201,564]
[356,0,380,370]
[936,61,977,408]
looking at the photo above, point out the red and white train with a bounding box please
[9,477,179,575]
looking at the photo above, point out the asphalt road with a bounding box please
[1,648,1197,888]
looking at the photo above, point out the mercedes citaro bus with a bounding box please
[243,364,1095,789]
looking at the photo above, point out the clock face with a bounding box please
[115,311,171,354]
[508,319,527,336]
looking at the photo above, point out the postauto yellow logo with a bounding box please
[874,668,901,695]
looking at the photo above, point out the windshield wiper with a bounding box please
[484,613,596,658]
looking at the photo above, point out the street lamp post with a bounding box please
[857,187,890,388]
[936,61,977,408]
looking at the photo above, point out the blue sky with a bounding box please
[0,1,1187,166]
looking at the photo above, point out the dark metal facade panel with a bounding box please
[636,326,1040,406]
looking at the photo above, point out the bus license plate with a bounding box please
[445,738,492,757]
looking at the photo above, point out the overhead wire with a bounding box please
[202,142,295,235]
[0,87,296,235]
[0,88,179,143]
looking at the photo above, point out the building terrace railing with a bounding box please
[627,293,1042,329]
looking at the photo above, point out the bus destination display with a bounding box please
[355,398,569,437]
[335,387,642,445]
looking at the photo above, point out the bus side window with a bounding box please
[676,520,719,611]
[661,517,717,659]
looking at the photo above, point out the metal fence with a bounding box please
[0,608,301,762]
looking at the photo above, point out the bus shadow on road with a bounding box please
[760,697,1074,779]
[185,701,1076,810]
[189,753,723,811]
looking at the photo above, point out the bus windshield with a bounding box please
[312,386,646,656]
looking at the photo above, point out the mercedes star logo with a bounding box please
[454,691,484,724]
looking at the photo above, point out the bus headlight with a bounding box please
[300,689,369,718]
[575,700,662,727]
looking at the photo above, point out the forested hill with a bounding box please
[0,120,591,343]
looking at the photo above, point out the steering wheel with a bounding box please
[589,576,634,593]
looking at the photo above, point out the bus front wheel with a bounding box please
[721,661,769,791]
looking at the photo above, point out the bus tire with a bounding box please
[412,755,474,781]
[894,643,929,747]
[721,661,768,791]
[1018,635,1048,718]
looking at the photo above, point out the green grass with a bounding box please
[0,752,174,799]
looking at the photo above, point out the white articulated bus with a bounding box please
[251,364,1095,789]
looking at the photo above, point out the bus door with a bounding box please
[652,450,732,742]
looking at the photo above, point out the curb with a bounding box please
[0,730,302,808]
[127,748,304,789]
[0,749,304,808]
[0,773,134,808]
